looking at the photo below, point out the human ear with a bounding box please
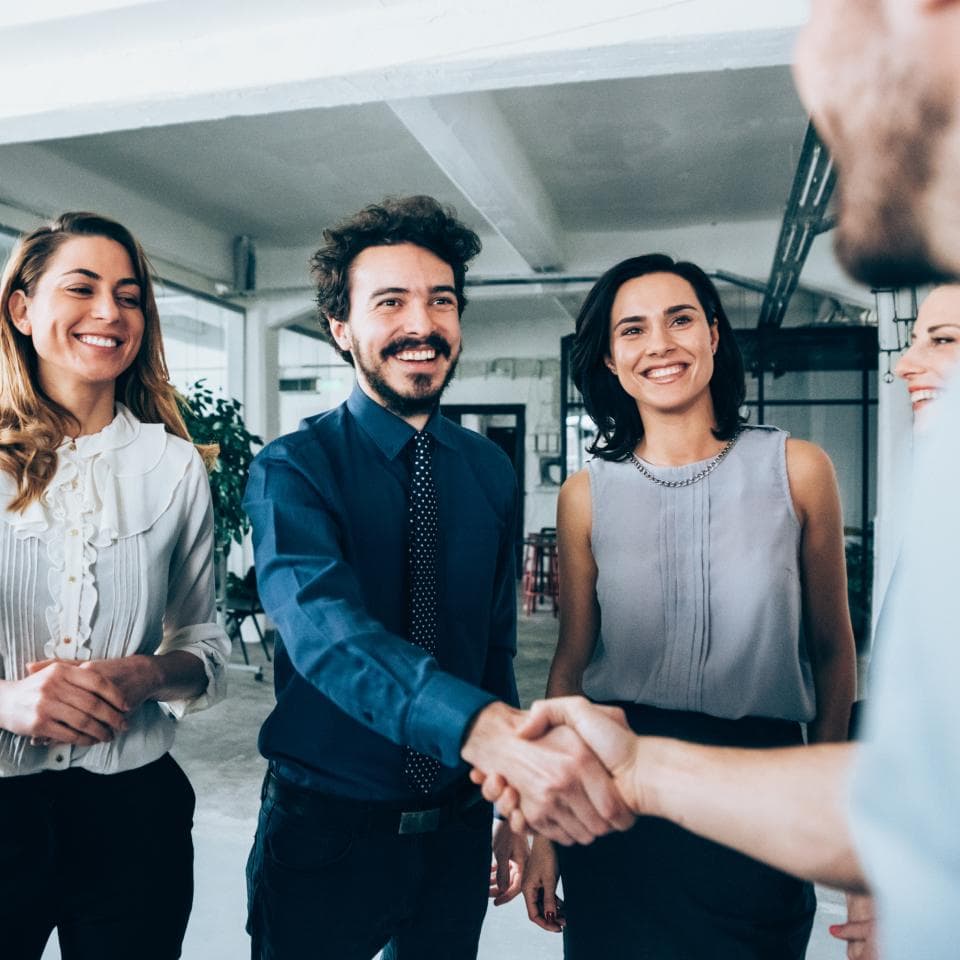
[328,316,351,354]
[604,353,617,375]
[7,290,31,336]
[710,320,719,355]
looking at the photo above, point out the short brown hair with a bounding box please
[310,195,482,363]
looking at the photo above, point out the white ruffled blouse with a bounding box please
[0,404,229,776]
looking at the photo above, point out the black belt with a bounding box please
[263,770,488,835]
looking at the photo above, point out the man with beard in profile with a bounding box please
[243,195,633,960]
[477,3,960,958]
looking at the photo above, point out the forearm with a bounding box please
[807,643,857,743]
[640,738,866,890]
[545,663,582,697]
[138,651,209,704]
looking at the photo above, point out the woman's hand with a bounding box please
[74,655,162,714]
[830,892,878,960]
[490,819,528,905]
[0,660,128,745]
[522,835,564,932]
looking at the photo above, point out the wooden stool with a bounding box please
[521,529,559,615]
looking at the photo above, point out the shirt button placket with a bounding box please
[54,458,86,770]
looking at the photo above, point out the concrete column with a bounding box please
[870,290,915,658]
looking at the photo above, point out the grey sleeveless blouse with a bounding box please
[582,425,816,722]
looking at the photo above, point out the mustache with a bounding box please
[381,334,452,360]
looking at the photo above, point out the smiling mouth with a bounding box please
[910,388,940,405]
[644,363,687,381]
[76,334,121,348]
[395,348,437,362]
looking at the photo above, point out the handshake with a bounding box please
[462,696,862,901]
[461,696,654,846]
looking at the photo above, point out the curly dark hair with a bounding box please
[573,253,746,461]
[310,195,482,363]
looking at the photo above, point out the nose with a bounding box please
[402,297,433,337]
[91,290,121,322]
[645,322,674,357]
[894,342,921,381]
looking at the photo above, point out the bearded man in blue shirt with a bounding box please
[243,195,634,960]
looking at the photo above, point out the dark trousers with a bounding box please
[0,752,196,960]
[559,705,816,960]
[246,770,493,960]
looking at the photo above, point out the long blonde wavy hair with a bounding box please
[0,212,200,512]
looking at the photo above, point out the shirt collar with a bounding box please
[58,402,140,459]
[346,383,454,460]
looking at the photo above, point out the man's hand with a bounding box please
[461,701,635,846]
[471,697,645,830]
[489,819,527,906]
[0,660,129,745]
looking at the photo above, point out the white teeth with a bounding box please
[77,334,119,348]
[646,364,685,380]
[912,389,940,404]
[397,349,436,361]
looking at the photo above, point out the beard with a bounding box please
[829,84,958,287]
[354,332,460,418]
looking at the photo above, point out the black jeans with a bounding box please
[558,704,816,960]
[0,752,196,960]
[246,770,493,960]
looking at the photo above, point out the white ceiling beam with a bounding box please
[0,0,807,145]
[389,93,565,271]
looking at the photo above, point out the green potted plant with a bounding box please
[179,380,262,602]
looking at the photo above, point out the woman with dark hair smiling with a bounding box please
[522,254,856,958]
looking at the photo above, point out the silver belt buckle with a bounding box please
[398,807,442,834]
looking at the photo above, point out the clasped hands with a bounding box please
[0,656,160,747]
[463,697,646,847]
[465,698,645,924]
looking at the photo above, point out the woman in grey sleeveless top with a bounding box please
[523,255,856,958]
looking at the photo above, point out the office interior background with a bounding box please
[0,4,919,956]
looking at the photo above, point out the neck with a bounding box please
[41,376,118,438]
[356,376,433,431]
[635,402,724,466]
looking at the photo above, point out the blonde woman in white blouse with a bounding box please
[0,212,229,960]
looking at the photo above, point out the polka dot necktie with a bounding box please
[403,430,442,794]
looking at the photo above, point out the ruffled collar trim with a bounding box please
[2,404,194,544]
[56,401,141,460]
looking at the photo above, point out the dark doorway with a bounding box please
[441,404,525,570]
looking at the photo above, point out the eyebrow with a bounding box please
[926,322,960,334]
[59,268,140,287]
[613,303,700,327]
[368,284,457,301]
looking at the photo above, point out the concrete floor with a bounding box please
[42,607,847,959]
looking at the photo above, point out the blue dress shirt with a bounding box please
[243,385,519,802]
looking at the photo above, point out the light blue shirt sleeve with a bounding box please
[850,375,960,960]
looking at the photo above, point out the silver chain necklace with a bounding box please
[628,430,742,488]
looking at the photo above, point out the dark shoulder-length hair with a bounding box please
[573,253,746,461]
